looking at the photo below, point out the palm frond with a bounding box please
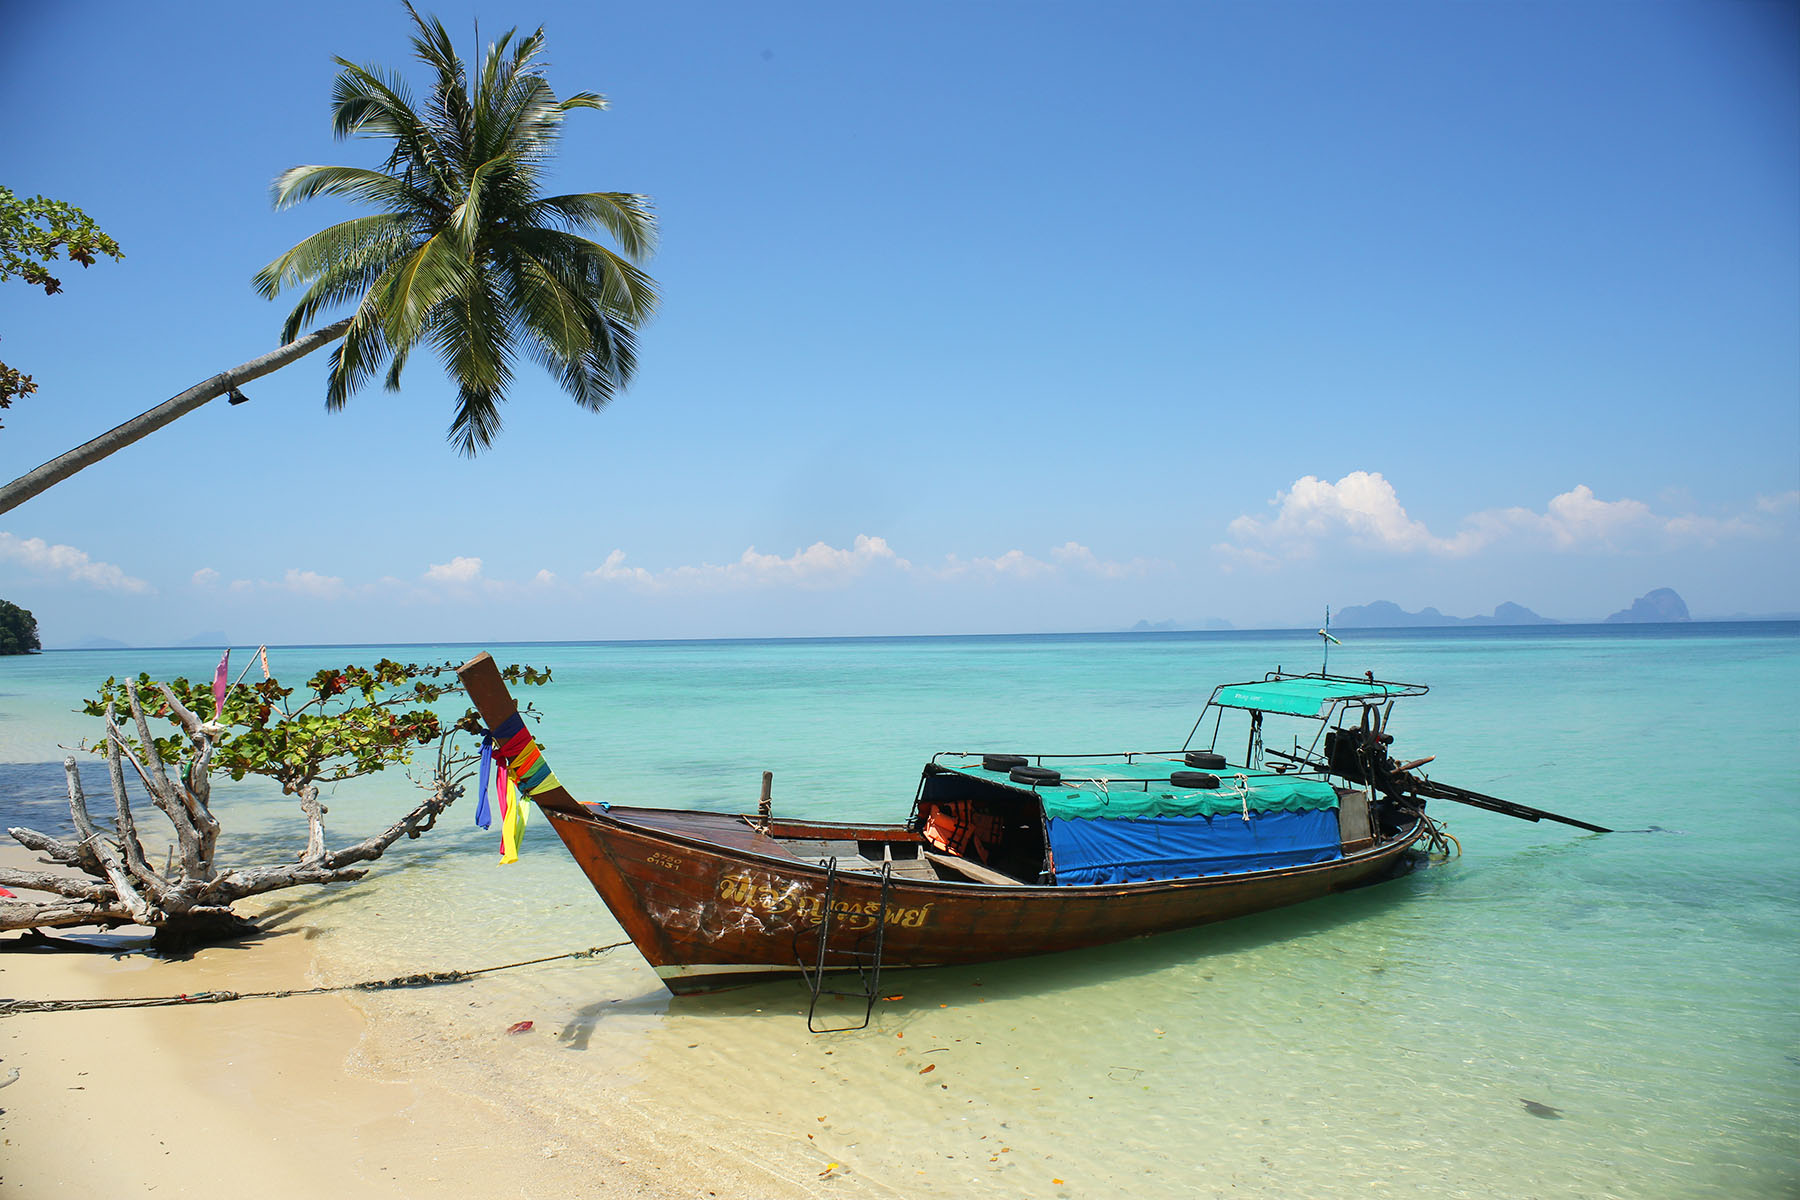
[270,165,433,215]
[528,192,656,261]
[432,272,515,454]
[330,60,458,194]
[501,253,591,363]
[254,213,413,297]
[509,228,659,321]
[377,230,472,352]
[323,291,395,411]
[450,153,514,252]
[383,341,413,392]
[428,269,513,398]
[445,381,506,456]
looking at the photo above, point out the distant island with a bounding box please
[1,599,40,654]
[1333,600,1557,628]
[69,631,231,650]
[1334,589,1694,628]
[1130,618,1234,632]
[1603,588,1689,623]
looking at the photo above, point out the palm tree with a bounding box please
[0,5,654,514]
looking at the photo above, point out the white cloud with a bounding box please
[229,568,346,597]
[970,549,1054,579]
[1050,541,1158,578]
[1221,473,1776,566]
[1224,472,1478,558]
[279,569,345,597]
[0,532,153,593]
[587,535,911,590]
[168,535,1165,609]
[1756,490,1800,514]
[1468,485,1762,551]
[423,556,483,585]
[583,536,1164,590]
[1471,485,1658,550]
[584,548,655,586]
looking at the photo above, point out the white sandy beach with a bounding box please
[0,846,851,1200]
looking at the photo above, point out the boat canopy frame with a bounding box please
[919,673,1428,787]
[1182,670,1429,773]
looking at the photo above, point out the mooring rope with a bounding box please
[0,939,632,1017]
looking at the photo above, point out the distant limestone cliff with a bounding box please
[1334,589,1694,627]
[1604,588,1690,623]
[1333,600,1557,628]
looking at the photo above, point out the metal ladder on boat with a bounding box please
[798,857,893,1033]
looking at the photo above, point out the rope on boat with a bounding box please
[0,939,632,1017]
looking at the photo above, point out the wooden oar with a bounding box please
[1407,778,1612,834]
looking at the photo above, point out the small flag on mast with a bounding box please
[212,649,230,719]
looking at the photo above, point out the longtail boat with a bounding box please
[458,652,1607,1025]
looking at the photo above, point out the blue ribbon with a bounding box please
[475,735,493,830]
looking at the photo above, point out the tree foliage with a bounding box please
[0,185,125,419]
[1,655,548,947]
[0,599,40,655]
[85,656,548,796]
[254,3,659,455]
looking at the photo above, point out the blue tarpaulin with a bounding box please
[1048,809,1342,885]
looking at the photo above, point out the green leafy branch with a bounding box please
[0,185,126,416]
[82,657,549,796]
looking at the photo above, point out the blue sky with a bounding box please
[2,1,1795,646]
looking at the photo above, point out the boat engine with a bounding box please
[1323,711,1419,837]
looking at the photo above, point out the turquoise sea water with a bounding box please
[3,625,1796,1197]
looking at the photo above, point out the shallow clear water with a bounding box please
[3,625,1796,1197]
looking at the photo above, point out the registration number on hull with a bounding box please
[715,873,934,930]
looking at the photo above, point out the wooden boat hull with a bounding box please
[541,803,1425,995]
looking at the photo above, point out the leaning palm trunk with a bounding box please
[1,9,656,515]
[0,318,350,516]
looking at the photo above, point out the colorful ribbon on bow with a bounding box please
[475,736,494,830]
[497,758,528,863]
[476,712,561,862]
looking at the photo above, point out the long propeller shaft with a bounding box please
[1407,778,1612,834]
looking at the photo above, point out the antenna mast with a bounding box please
[1318,606,1341,673]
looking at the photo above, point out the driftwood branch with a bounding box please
[299,786,329,864]
[0,897,134,932]
[2,655,530,948]
[153,682,221,863]
[7,826,101,874]
[0,865,113,902]
[63,756,154,925]
[4,714,473,945]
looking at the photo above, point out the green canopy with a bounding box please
[1211,677,1394,717]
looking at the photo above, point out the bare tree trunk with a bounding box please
[0,317,350,515]
[2,686,471,945]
